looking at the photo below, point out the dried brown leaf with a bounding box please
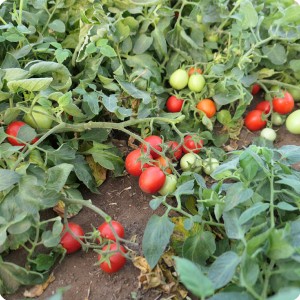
[86,155,107,186]
[23,273,55,298]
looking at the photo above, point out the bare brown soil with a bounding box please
[4,107,300,300]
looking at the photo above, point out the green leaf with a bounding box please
[41,230,61,248]
[152,27,168,61]
[48,19,66,33]
[262,44,287,65]
[276,174,300,194]
[46,164,74,192]
[280,5,300,23]
[239,151,259,181]
[55,48,71,64]
[133,34,153,54]
[208,251,241,289]
[32,254,56,271]
[183,231,216,265]
[208,292,254,300]
[174,257,214,298]
[278,145,300,164]
[99,45,117,57]
[240,257,260,287]
[223,209,244,240]
[83,92,100,115]
[276,202,298,211]
[239,203,270,225]
[80,128,109,143]
[142,214,175,269]
[267,287,300,300]
[0,169,21,191]
[247,229,271,256]
[7,78,53,92]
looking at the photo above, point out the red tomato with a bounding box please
[196,99,217,118]
[125,149,152,177]
[272,91,294,115]
[6,121,37,147]
[188,67,203,76]
[251,84,261,95]
[166,95,184,113]
[153,156,172,174]
[182,135,203,154]
[99,243,127,273]
[255,101,271,114]
[140,135,162,159]
[60,222,84,254]
[98,221,125,242]
[166,141,183,161]
[139,167,166,194]
[244,110,267,131]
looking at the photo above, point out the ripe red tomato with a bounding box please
[188,67,203,76]
[255,101,271,114]
[272,91,294,115]
[251,84,261,95]
[166,95,184,113]
[182,135,203,154]
[244,110,267,131]
[140,135,162,159]
[153,156,172,174]
[99,243,127,273]
[98,221,125,242]
[60,222,84,254]
[166,141,183,161]
[196,99,217,118]
[139,166,166,194]
[125,149,152,177]
[6,121,37,147]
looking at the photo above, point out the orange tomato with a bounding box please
[153,156,172,174]
[188,67,203,76]
[196,99,217,118]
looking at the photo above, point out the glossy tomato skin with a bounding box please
[255,101,271,114]
[99,243,127,273]
[167,141,183,161]
[182,135,203,154]
[251,84,261,95]
[244,110,267,131]
[166,95,184,112]
[125,149,152,177]
[60,222,84,254]
[272,91,294,115]
[286,110,300,134]
[139,167,166,194]
[140,135,162,159]
[6,121,27,146]
[98,221,125,242]
[196,99,217,118]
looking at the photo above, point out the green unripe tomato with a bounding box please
[180,153,202,172]
[188,74,206,92]
[286,110,300,134]
[287,85,300,102]
[158,174,177,196]
[260,128,277,141]
[271,112,285,126]
[169,69,189,90]
[24,105,53,130]
[202,158,219,175]
[206,33,218,43]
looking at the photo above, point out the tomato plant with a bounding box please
[139,167,166,194]
[182,135,203,154]
[196,99,217,118]
[125,149,152,177]
[60,223,84,254]
[251,84,261,95]
[255,101,271,114]
[158,174,177,196]
[166,95,184,112]
[272,91,294,115]
[260,128,277,141]
[140,135,163,159]
[169,69,189,90]
[286,110,300,134]
[98,221,125,242]
[188,74,206,92]
[244,110,267,131]
[23,105,53,130]
[166,141,183,161]
[98,243,127,273]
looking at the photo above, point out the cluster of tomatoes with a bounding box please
[125,134,220,195]
[60,220,127,273]
[166,67,217,119]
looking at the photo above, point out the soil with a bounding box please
[3,103,300,300]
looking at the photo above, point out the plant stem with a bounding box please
[269,168,275,228]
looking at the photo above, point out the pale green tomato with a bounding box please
[287,85,300,102]
[203,158,219,175]
[260,128,277,141]
[24,105,53,130]
[180,153,202,172]
[271,113,285,126]
[169,69,189,90]
[158,174,177,196]
[206,33,218,43]
[286,110,300,134]
[188,74,206,92]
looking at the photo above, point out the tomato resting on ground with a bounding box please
[98,243,127,273]
[140,135,163,159]
[139,166,166,194]
[182,135,203,154]
[166,95,184,112]
[196,99,217,118]
[272,91,294,115]
[60,222,84,254]
[244,110,267,131]
[98,220,125,242]
[125,149,152,177]
[166,141,183,161]
[255,101,271,114]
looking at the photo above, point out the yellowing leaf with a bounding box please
[86,155,107,186]
[23,273,55,298]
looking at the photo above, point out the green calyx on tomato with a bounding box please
[24,105,53,130]
[169,69,189,90]
[286,110,300,134]
[158,174,177,196]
